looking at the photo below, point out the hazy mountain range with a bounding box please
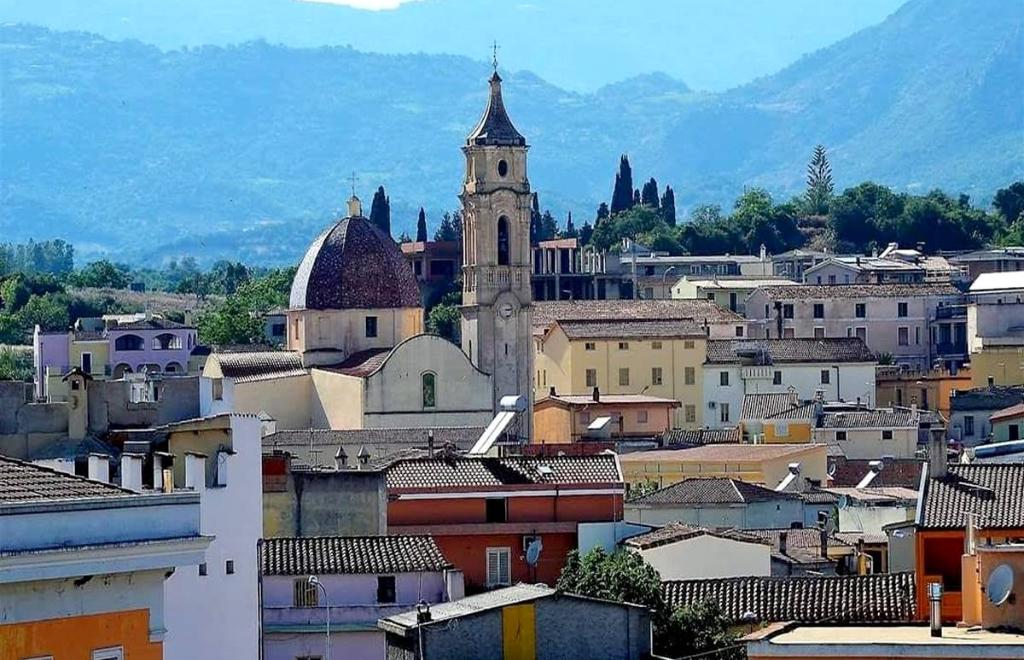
[0,0,1021,265]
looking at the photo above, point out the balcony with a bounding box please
[934,305,967,320]
[935,341,968,356]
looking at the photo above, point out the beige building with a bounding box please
[671,275,796,315]
[534,318,707,428]
[533,391,679,444]
[532,299,748,340]
[814,408,920,460]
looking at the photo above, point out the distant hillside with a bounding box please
[0,0,1021,265]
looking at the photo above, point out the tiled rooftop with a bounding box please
[556,319,706,340]
[920,464,1024,529]
[214,351,307,383]
[321,347,393,377]
[532,299,743,332]
[707,338,875,364]
[949,385,1024,411]
[623,523,769,550]
[828,457,925,488]
[662,427,741,446]
[109,317,192,331]
[262,427,484,467]
[543,393,680,406]
[819,408,918,429]
[0,456,134,504]
[260,536,451,576]
[662,572,916,624]
[744,527,852,565]
[618,444,822,464]
[628,477,800,506]
[385,454,622,490]
[751,283,962,300]
[741,392,819,421]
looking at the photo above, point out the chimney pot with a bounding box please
[549,386,556,397]
[779,531,788,556]
[120,453,144,491]
[184,452,207,491]
[87,453,109,484]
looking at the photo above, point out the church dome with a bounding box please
[289,212,421,311]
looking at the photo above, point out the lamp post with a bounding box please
[661,266,677,299]
[308,575,330,659]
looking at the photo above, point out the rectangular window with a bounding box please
[684,340,695,349]
[637,410,649,424]
[855,303,866,318]
[828,275,836,285]
[882,430,894,440]
[651,341,662,350]
[915,326,920,345]
[585,342,596,351]
[775,422,790,437]
[585,368,597,388]
[783,328,795,339]
[814,327,825,339]
[486,547,512,587]
[81,352,92,374]
[965,415,975,436]
[898,326,909,346]
[225,560,235,575]
[212,378,224,401]
[856,327,867,342]
[377,576,396,603]
[651,367,663,386]
[836,431,848,441]
[773,371,783,385]
[684,367,695,385]
[898,302,908,318]
[364,316,378,338]
[199,563,208,577]
[720,371,730,386]
[820,369,830,385]
[783,304,794,319]
[91,649,124,660]
[618,368,630,386]
[685,405,696,423]
[293,578,319,607]
[720,402,730,423]
[485,498,507,523]
[735,325,744,337]
[813,303,824,319]
[618,342,629,350]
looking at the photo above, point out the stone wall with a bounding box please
[87,376,199,432]
[0,381,67,458]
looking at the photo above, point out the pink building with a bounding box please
[260,536,463,660]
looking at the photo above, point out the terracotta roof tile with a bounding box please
[920,464,1024,529]
[819,408,919,428]
[386,454,621,490]
[628,477,799,505]
[0,455,134,504]
[323,348,393,377]
[624,523,769,550]
[260,535,451,575]
[753,283,962,300]
[215,351,306,383]
[618,444,822,464]
[556,319,706,340]
[662,428,741,446]
[532,299,743,332]
[741,393,819,421]
[706,338,875,364]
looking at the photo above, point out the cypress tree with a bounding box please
[633,189,642,206]
[805,144,834,215]
[540,210,558,242]
[369,185,391,235]
[579,221,594,246]
[530,193,542,244]
[610,154,634,215]
[596,202,610,226]
[564,212,577,238]
[641,178,660,208]
[416,207,428,242]
[661,186,677,226]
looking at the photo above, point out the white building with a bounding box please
[623,523,772,580]
[814,408,921,460]
[670,275,796,315]
[702,338,878,428]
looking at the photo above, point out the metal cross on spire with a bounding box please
[349,171,358,198]
[491,40,500,73]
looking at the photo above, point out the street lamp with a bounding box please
[661,266,677,298]
[308,575,330,659]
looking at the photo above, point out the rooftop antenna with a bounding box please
[349,171,358,198]
[491,40,500,72]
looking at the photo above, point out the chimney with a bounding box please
[779,531,788,557]
[162,468,174,493]
[928,582,944,637]
[357,445,371,469]
[347,195,362,217]
[427,430,435,458]
[820,526,829,559]
[184,452,207,491]
[593,387,600,403]
[153,452,174,490]
[87,453,109,484]
[120,453,144,491]
[549,386,556,397]
[334,446,347,469]
[927,424,948,479]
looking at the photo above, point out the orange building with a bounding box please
[385,453,624,592]
[0,456,209,660]
[533,390,680,444]
[915,462,1024,622]
[875,366,971,420]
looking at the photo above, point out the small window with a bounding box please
[965,415,975,436]
[782,304,794,319]
[720,371,730,387]
[651,367,663,386]
[773,371,782,385]
[684,340,695,349]
[584,342,596,351]
[199,563,208,576]
[585,368,597,388]
[497,159,509,177]
[813,303,825,319]
[618,341,629,350]
[497,216,510,266]
[882,430,894,440]
[836,431,848,441]
[365,316,378,338]
[720,402,730,423]
[735,325,744,337]
[651,341,662,350]
[898,302,908,318]
[225,560,235,575]
[618,368,630,386]
[637,410,649,424]
[293,578,318,607]
[775,422,789,437]
[820,369,830,385]
[684,367,695,385]
[486,547,512,587]
[814,327,825,339]
[377,575,396,603]
[685,405,696,423]
[422,372,436,408]
[212,378,224,401]
[855,303,866,318]
[485,498,507,523]
[898,327,909,346]
[91,648,124,660]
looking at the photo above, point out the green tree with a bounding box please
[556,548,665,620]
[426,290,461,343]
[0,346,33,380]
[828,181,904,251]
[641,177,660,208]
[589,206,671,253]
[416,207,428,242]
[660,186,677,226]
[207,260,250,295]
[993,182,1024,224]
[369,185,391,236]
[434,212,460,242]
[539,210,558,242]
[563,212,578,239]
[197,295,264,345]
[69,260,131,289]
[578,221,594,246]
[805,144,834,215]
[610,155,635,215]
[530,193,542,244]
[595,202,610,226]
[658,601,746,660]
[17,293,71,332]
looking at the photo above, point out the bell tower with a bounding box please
[460,68,533,439]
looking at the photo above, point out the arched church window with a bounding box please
[497,217,510,266]
[422,372,436,409]
[497,159,509,177]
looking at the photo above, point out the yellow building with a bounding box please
[533,392,680,443]
[969,343,1024,387]
[617,443,829,489]
[739,392,819,443]
[534,318,707,428]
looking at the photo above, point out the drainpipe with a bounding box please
[257,538,265,660]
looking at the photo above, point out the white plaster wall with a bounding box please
[815,426,918,459]
[839,505,915,536]
[164,415,262,659]
[637,535,770,580]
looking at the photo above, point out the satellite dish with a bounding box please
[526,537,543,567]
[987,564,1014,606]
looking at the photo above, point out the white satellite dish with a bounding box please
[525,537,543,567]
[987,564,1014,606]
